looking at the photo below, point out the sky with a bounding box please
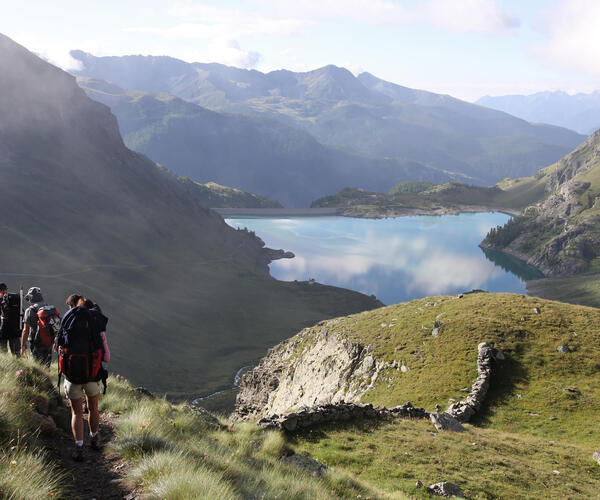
[1,0,599,101]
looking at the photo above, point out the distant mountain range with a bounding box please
[71,51,585,191]
[0,33,380,397]
[76,77,454,207]
[477,91,600,135]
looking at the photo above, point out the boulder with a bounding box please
[557,344,570,353]
[593,452,600,465]
[282,453,327,477]
[31,412,57,434]
[430,413,465,432]
[428,482,465,498]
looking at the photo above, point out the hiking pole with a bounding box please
[19,285,23,331]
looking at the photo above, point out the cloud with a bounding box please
[207,39,261,68]
[537,0,600,76]
[9,33,83,71]
[259,0,518,33]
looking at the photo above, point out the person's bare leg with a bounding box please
[86,394,99,435]
[70,398,84,442]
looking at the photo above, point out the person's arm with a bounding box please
[100,331,110,362]
[20,323,29,357]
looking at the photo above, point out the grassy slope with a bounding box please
[278,293,600,446]
[283,292,600,498]
[0,352,402,499]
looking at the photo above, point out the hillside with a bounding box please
[482,129,600,277]
[76,77,455,207]
[310,179,546,218]
[160,169,283,208]
[0,33,381,400]
[0,353,392,499]
[71,52,585,185]
[477,90,600,135]
[235,293,600,498]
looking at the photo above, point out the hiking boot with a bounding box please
[72,446,84,462]
[90,434,101,451]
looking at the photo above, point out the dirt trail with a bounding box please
[44,413,135,500]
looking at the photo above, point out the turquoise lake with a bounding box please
[225,213,543,305]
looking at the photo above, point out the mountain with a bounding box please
[71,52,585,184]
[0,33,381,397]
[477,91,600,135]
[77,77,457,207]
[482,129,600,276]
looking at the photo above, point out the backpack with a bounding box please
[57,306,107,393]
[0,293,21,339]
[35,306,61,347]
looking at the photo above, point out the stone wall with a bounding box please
[257,402,429,432]
[446,342,494,422]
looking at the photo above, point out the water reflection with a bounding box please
[226,214,540,305]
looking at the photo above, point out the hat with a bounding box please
[25,287,43,302]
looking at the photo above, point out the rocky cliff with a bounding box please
[482,129,600,276]
[235,318,386,420]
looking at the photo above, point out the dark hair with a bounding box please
[66,294,83,308]
[0,283,6,292]
[82,298,95,309]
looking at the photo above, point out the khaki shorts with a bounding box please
[64,380,102,400]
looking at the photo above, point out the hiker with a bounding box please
[57,294,108,462]
[20,287,60,366]
[0,283,21,356]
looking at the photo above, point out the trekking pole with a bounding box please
[19,285,23,331]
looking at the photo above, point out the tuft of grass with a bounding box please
[0,446,67,500]
[0,353,70,499]
[99,374,391,499]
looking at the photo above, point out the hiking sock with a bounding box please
[75,440,84,447]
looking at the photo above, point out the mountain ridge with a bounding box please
[71,51,585,186]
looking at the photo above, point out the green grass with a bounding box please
[0,353,70,499]
[265,293,600,447]
[292,418,600,500]
[101,377,401,499]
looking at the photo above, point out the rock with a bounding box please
[456,294,464,298]
[282,416,298,432]
[432,321,443,337]
[430,412,465,432]
[591,452,600,465]
[416,480,423,488]
[282,453,327,477]
[428,482,465,498]
[135,387,156,399]
[562,387,580,394]
[494,350,506,361]
[533,307,540,314]
[32,395,49,415]
[31,412,57,434]
[557,344,570,353]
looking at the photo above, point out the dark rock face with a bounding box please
[446,343,494,423]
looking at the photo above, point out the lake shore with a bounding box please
[216,205,520,218]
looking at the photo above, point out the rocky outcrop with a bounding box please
[446,343,494,422]
[235,321,386,420]
[481,129,600,277]
[430,412,465,432]
[428,482,465,498]
[257,402,429,431]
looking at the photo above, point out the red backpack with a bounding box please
[35,306,61,346]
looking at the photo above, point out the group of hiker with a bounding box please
[0,284,111,462]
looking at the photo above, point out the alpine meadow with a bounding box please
[1,2,600,499]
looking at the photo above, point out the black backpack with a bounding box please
[0,293,21,339]
[57,306,107,393]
